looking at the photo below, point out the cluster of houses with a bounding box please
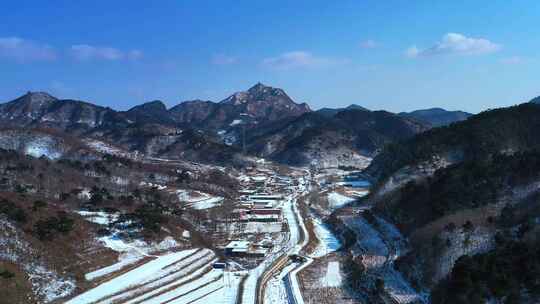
[220,166,295,259]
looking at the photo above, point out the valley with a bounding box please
[1,84,540,304]
[4,2,540,303]
[47,157,376,304]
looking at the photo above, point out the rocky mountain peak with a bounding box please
[17,91,58,106]
[529,96,540,104]
[124,100,174,125]
[220,83,289,105]
[0,91,59,121]
[346,104,370,111]
[128,100,168,112]
[248,82,266,91]
[247,82,286,99]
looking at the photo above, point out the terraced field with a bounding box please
[67,248,241,304]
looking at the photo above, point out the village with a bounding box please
[217,165,302,262]
[63,158,380,304]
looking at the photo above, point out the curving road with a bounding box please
[257,173,312,304]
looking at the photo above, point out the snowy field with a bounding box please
[176,189,224,209]
[320,261,342,287]
[327,192,356,210]
[310,217,341,258]
[84,139,136,159]
[347,189,370,197]
[78,210,181,264]
[66,247,243,304]
[244,221,282,233]
[84,256,144,281]
[25,141,62,159]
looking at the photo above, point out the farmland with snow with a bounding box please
[176,189,224,209]
[66,248,243,304]
[327,192,356,210]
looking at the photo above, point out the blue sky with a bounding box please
[1,0,539,113]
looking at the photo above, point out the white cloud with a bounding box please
[212,54,238,65]
[360,40,378,49]
[406,33,501,58]
[500,56,523,65]
[70,44,142,61]
[0,37,57,62]
[405,46,420,58]
[261,51,348,70]
[127,50,144,61]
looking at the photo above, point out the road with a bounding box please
[256,172,312,304]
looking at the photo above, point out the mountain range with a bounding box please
[399,108,472,127]
[3,82,540,303]
[0,83,472,167]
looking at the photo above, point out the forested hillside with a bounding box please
[367,103,540,182]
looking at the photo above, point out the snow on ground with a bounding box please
[342,216,388,268]
[223,134,237,146]
[85,140,122,155]
[342,215,425,303]
[0,218,76,303]
[78,210,177,258]
[71,245,243,304]
[243,197,299,304]
[85,139,140,159]
[288,258,313,304]
[284,196,303,254]
[348,189,370,197]
[230,119,243,126]
[327,192,356,210]
[30,265,76,302]
[134,268,221,304]
[310,217,341,258]
[241,255,272,304]
[237,172,311,304]
[374,216,408,259]
[182,230,191,239]
[66,249,202,304]
[244,221,282,233]
[24,139,62,159]
[383,268,425,304]
[237,174,251,183]
[78,210,182,279]
[191,270,243,304]
[84,256,143,281]
[263,196,306,303]
[337,180,371,188]
[176,189,224,210]
[112,252,218,304]
[262,182,312,304]
[192,196,224,209]
[264,262,297,304]
[140,181,167,190]
[320,261,342,288]
[77,211,119,225]
[97,234,180,261]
